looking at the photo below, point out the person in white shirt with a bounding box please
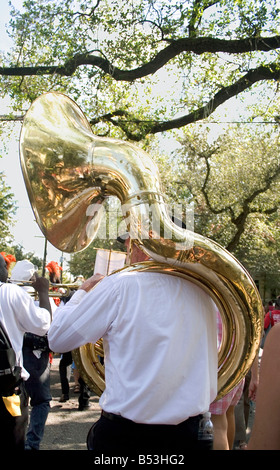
[0,254,51,450]
[10,259,55,450]
[48,242,218,454]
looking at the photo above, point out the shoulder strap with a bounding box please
[0,322,12,349]
[0,285,13,349]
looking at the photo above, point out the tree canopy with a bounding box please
[160,124,280,277]
[0,0,280,290]
[0,170,17,242]
[0,0,279,140]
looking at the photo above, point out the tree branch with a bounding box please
[1,61,279,138]
[1,35,279,80]
[0,114,24,122]
[143,63,280,136]
[90,62,280,140]
[226,165,280,251]
[188,0,220,37]
[1,33,279,140]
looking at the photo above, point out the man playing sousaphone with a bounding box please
[22,92,263,456]
[48,238,218,455]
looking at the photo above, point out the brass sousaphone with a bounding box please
[19,92,263,399]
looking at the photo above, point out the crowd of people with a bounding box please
[1,245,280,452]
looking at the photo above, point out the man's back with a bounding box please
[49,271,218,424]
[102,271,217,424]
[0,282,50,379]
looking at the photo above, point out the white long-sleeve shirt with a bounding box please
[0,282,50,380]
[49,271,218,424]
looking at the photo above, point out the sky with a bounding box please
[0,0,70,266]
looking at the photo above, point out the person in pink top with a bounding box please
[209,313,258,450]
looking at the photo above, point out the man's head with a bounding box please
[124,238,150,264]
[0,254,9,283]
[11,260,36,282]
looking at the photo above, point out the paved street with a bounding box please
[40,356,101,450]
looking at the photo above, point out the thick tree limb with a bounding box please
[1,35,279,140]
[0,35,279,80]
[226,165,280,251]
[89,62,280,140]
[143,62,280,135]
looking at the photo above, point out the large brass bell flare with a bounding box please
[20,92,263,400]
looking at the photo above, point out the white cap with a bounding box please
[10,260,36,281]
